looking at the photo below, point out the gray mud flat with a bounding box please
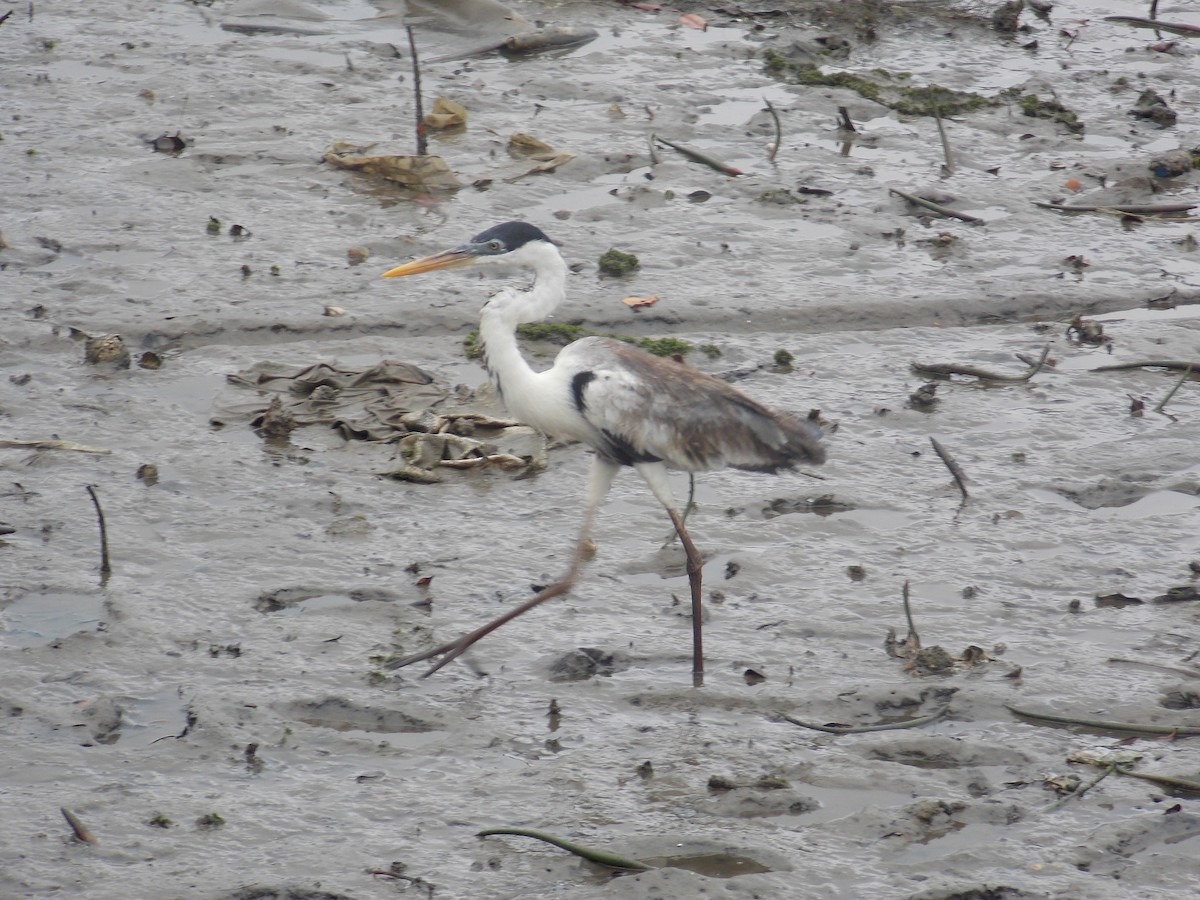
[3,1,1200,897]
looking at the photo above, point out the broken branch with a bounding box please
[929,437,969,500]
[889,187,984,225]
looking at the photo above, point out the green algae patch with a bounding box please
[598,248,640,276]
[763,52,1001,117]
[1019,93,1085,133]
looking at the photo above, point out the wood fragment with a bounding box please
[85,485,112,578]
[774,707,945,734]
[912,345,1050,384]
[61,807,96,844]
[647,131,660,165]
[1114,767,1200,794]
[929,437,969,500]
[1043,763,1115,811]
[654,136,743,176]
[764,96,781,162]
[889,187,984,225]
[836,106,856,132]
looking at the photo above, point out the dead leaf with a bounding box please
[679,12,706,29]
[508,133,558,160]
[322,141,461,191]
[622,295,659,308]
[423,97,467,130]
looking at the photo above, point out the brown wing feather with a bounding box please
[562,338,825,473]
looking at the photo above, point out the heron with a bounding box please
[381,221,825,682]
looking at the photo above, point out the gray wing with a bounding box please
[558,337,825,473]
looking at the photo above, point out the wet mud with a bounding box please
[3,0,1200,897]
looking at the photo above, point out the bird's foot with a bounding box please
[385,637,477,678]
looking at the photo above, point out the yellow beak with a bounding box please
[381,248,476,278]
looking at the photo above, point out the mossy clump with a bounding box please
[195,812,225,830]
[147,812,173,829]
[598,248,640,277]
[773,348,795,368]
[699,343,722,359]
[635,336,692,357]
[763,52,996,118]
[1018,94,1084,133]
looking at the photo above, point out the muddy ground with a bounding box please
[3,0,1200,897]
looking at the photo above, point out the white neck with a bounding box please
[477,242,568,412]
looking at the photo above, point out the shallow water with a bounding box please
[3,0,1200,898]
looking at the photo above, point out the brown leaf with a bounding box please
[622,294,659,308]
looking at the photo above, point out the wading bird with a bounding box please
[381,221,825,682]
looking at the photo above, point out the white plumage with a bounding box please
[382,221,825,682]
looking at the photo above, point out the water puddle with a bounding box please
[0,589,105,649]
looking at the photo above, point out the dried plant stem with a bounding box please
[929,437,969,500]
[1007,705,1200,736]
[1153,364,1193,413]
[836,106,856,132]
[85,485,112,577]
[1044,764,1116,812]
[933,109,954,173]
[912,344,1050,384]
[775,707,944,734]
[406,25,427,156]
[764,96,781,162]
[889,187,984,225]
[902,579,920,647]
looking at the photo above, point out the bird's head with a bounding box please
[381,221,557,279]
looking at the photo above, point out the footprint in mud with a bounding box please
[281,697,439,734]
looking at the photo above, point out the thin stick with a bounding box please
[654,136,743,176]
[1035,200,1196,215]
[1103,15,1200,36]
[889,187,984,225]
[1153,364,1193,413]
[933,109,954,173]
[912,344,1049,384]
[1007,705,1200,736]
[763,96,781,162]
[929,437,969,500]
[1107,657,1200,679]
[1092,359,1200,373]
[85,485,112,577]
[647,131,660,165]
[1043,764,1115,811]
[775,707,944,734]
[61,807,97,844]
[902,579,920,647]
[406,25,427,156]
[836,106,856,132]
[1115,766,1200,794]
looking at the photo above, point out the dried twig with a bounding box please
[406,25,427,156]
[1007,705,1200,737]
[901,579,920,647]
[1153,364,1193,414]
[764,96,781,162]
[836,106,856,132]
[1092,360,1200,373]
[1114,766,1200,794]
[929,437,969,500]
[1107,657,1200,679]
[85,485,112,577]
[61,807,97,844]
[1035,200,1197,215]
[1103,15,1200,36]
[912,344,1050,384]
[889,187,984,225]
[774,707,945,734]
[654,136,742,176]
[1043,763,1116,811]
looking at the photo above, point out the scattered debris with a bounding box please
[84,333,131,369]
[422,97,467,130]
[1129,89,1178,127]
[322,141,461,191]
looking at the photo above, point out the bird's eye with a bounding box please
[488,240,503,252]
